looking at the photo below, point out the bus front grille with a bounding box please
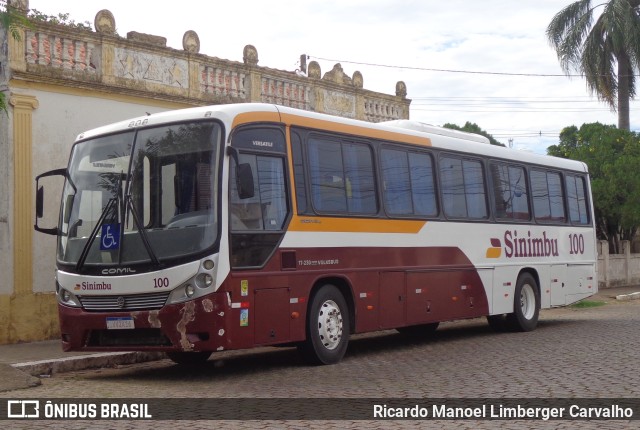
[78,292,171,311]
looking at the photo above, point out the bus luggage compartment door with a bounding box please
[254,288,291,345]
[379,272,406,329]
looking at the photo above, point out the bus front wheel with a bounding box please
[299,285,350,365]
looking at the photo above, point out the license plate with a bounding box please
[106,316,135,330]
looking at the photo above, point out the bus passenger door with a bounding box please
[379,272,405,329]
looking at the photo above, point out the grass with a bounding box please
[569,300,607,309]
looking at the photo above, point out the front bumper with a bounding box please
[58,292,228,353]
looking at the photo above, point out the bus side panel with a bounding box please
[406,269,488,324]
[561,263,596,306]
[550,264,568,306]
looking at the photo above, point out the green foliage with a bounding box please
[0,0,29,40]
[28,9,92,31]
[1,0,32,114]
[443,122,505,147]
[569,300,606,308]
[548,122,640,251]
[1,2,93,113]
[546,0,640,130]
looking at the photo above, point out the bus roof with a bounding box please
[381,120,491,144]
[75,103,588,174]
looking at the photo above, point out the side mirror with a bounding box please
[36,185,45,219]
[34,168,67,235]
[227,147,255,199]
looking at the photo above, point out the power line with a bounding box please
[308,55,640,78]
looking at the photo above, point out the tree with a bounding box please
[0,0,30,113]
[442,121,505,146]
[548,122,640,252]
[546,0,640,130]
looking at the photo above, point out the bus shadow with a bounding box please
[82,317,582,382]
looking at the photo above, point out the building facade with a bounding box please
[0,2,410,343]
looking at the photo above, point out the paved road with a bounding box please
[2,298,639,429]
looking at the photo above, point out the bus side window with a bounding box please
[531,169,566,222]
[307,136,376,215]
[308,138,347,213]
[381,147,437,217]
[440,155,487,219]
[490,162,530,221]
[230,154,287,231]
[566,175,589,224]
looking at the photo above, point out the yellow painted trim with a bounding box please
[289,215,426,233]
[10,94,38,296]
[284,125,300,214]
[279,112,432,146]
[231,111,282,129]
[9,79,190,110]
[230,111,431,147]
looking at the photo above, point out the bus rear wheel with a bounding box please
[487,273,540,332]
[166,351,212,365]
[509,273,540,332]
[299,285,350,365]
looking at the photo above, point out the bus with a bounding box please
[35,103,597,365]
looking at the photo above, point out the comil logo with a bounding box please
[7,400,39,418]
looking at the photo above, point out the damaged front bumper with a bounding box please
[59,292,229,353]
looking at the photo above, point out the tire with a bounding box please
[487,273,540,332]
[508,273,540,332]
[396,322,440,336]
[299,285,350,365]
[166,351,212,365]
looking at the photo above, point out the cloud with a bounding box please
[29,0,628,153]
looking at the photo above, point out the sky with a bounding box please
[27,0,639,154]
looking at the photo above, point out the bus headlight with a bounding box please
[57,285,81,307]
[195,273,213,289]
[168,282,197,304]
[167,269,216,304]
[185,284,195,298]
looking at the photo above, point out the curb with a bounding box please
[12,351,166,377]
[616,291,640,301]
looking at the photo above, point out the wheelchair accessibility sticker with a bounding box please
[100,223,120,250]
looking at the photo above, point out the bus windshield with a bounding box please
[58,121,222,269]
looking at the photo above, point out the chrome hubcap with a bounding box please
[317,300,343,350]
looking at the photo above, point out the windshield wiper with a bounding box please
[123,194,160,266]
[75,173,160,272]
[75,197,117,272]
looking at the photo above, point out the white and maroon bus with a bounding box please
[35,103,597,365]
